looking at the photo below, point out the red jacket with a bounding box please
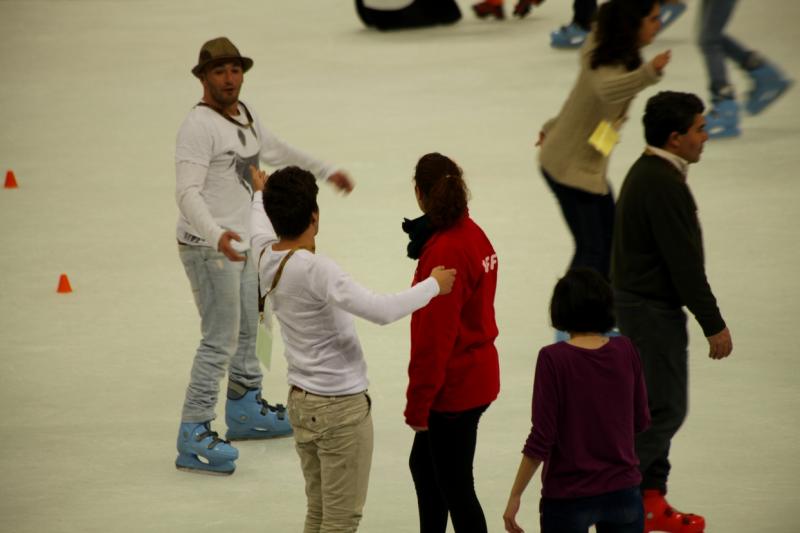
[404,215,500,427]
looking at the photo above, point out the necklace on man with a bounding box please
[197,101,258,140]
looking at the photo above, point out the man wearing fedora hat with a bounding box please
[174,36,354,475]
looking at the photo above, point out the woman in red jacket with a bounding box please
[402,152,500,533]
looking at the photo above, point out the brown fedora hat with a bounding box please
[191,37,254,78]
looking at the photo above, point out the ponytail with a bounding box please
[414,153,469,229]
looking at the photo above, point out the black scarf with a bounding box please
[402,214,435,260]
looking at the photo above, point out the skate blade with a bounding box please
[175,464,235,476]
[226,429,294,441]
[175,454,236,476]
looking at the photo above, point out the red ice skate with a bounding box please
[643,489,705,533]
[472,0,505,19]
[513,0,544,18]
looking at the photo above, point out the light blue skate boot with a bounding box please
[550,23,588,49]
[745,63,793,115]
[555,328,619,342]
[658,2,686,33]
[706,99,740,139]
[225,387,293,440]
[176,421,239,476]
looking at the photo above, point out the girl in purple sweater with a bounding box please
[503,268,650,533]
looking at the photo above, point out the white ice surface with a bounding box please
[0,1,798,532]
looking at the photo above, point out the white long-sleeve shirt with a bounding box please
[250,192,439,395]
[175,101,336,250]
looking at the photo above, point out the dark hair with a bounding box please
[550,268,615,334]
[413,153,469,230]
[262,166,319,239]
[643,91,705,147]
[591,0,658,71]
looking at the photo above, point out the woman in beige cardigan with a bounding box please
[538,0,669,281]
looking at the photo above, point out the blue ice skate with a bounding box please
[225,389,293,440]
[745,63,793,115]
[175,422,239,476]
[550,23,588,49]
[706,99,740,139]
[658,2,686,32]
[554,329,570,343]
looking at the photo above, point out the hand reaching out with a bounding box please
[327,171,355,194]
[650,50,671,74]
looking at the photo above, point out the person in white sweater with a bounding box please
[174,37,354,476]
[249,165,455,533]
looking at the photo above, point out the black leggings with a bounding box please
[572,0,597,29]
[409,405,489,533]
[543,169,615,280]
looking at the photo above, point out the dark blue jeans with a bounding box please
[540,486,644,533]
[542,168,615,280]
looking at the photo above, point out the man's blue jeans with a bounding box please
[178,244,262,423]
[698,0,756,96]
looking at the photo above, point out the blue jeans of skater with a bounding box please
[539,486,644,533]
[615,290,689,493]
[178,244,262,423]
[698,0,757,97]
[542,168,615,280]
[409,405,489,533]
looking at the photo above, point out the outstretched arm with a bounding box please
[311,257,455,325]
[258,123,354,193]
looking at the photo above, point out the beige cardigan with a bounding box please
[539,32,661,195]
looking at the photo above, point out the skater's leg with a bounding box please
[288,389,324,533]
[542,170,614,280]
[410,431,449,533]
[698,0,739,97]
[176,245,242,473]
[179,244,241,423]
[227,251,261,389]
[427,406,489,533]
[572,0,597,30]
[615,292,688,494]
[289,389,373,533]
[225,252,292,440]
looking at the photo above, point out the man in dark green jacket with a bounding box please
[612,91,733,533]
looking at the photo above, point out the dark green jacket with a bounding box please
[612,153,725,336]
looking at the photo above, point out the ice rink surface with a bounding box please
[1,0,798,531]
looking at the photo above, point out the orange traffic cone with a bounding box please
[4,170,17,189]
[57,273,73,294]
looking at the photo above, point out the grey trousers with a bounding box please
[178,245,262,422]
[615,290,689,493]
